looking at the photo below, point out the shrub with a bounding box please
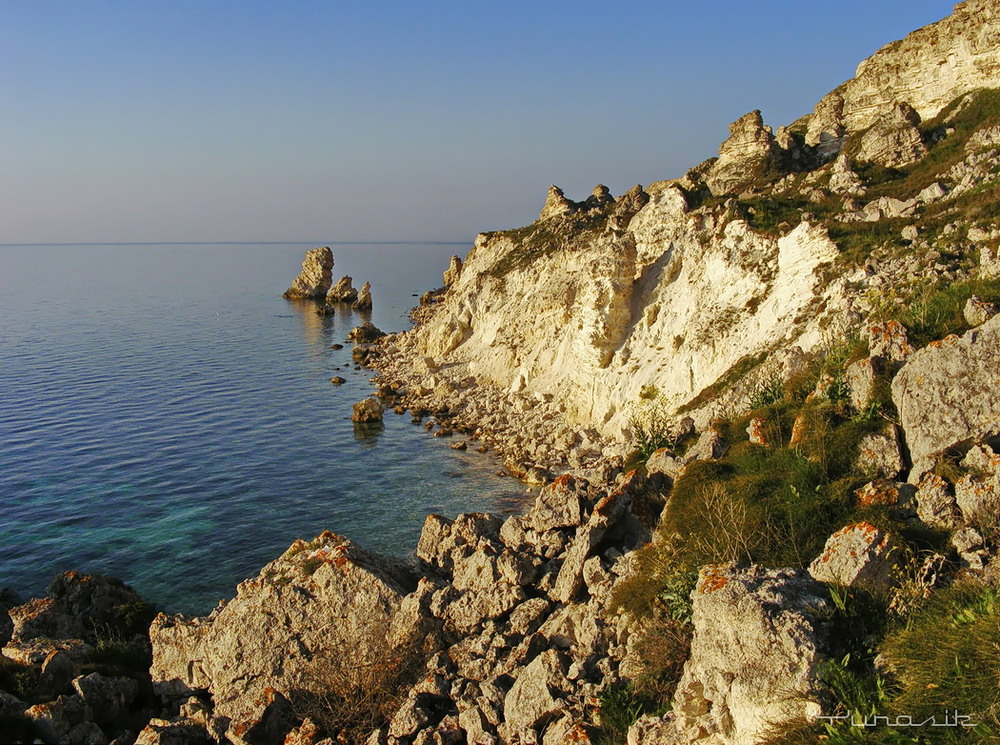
[291,626,427,742]
[629,391,678,463]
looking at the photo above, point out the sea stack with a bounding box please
[353,281,373,310]
[282,246,334,299]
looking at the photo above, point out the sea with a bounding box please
[0,242,528,615]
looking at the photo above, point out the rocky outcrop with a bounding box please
[643,565,831,745]
[443,256,463,287]
[150,531,416,736]
[805,0,1000,150]
[854,103,927,167]
[353,281,373,310]
[891,314,1000,476]
[539,185,577,221]
[283,247,334,300]
[808,522,903,592]
[705,110,781,195]
[325,275,358,303]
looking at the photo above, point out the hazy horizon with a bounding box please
[2,0,954,244]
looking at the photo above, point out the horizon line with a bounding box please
[0,240,472,247]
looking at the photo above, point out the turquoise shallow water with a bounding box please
[0,243,527,614]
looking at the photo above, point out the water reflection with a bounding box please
[353,421,385,445]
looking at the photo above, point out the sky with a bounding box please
[0,1,957,243]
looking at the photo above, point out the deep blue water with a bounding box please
[0,243,526,614]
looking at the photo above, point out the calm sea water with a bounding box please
[0,243,527,614]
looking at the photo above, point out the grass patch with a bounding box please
[0,657,42,702]
[891,278,1000,348]
[879,582,1000,734]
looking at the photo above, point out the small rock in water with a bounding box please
[330,343,343,350]
[330,377,346,385]
[352,397,384,423]
[451,441,468,450]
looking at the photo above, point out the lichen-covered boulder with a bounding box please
[892,315,1000,476]
[809,522,903,592]
[656,564,831,745]
[283,247,333,299]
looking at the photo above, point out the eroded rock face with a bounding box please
[444,256,463,287]
[892,315,1000,476]
[149,531,416,735]
[705,110,781,195]
[539,185,577,221]
[283,247,334,299]
[854,103,928,167]
[659,565,830,745]
[805,0,1000,141]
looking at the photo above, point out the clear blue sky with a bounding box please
[0,1,954,243]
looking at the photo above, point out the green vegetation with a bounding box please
[892,278,1000,348]
[881,582,1000,733]
[0,656,42,702]
[484,203,616,279]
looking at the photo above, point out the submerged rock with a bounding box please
[283,247,334,300]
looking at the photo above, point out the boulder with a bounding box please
[524,475,590,532]
[0,588,19,647]
[854,103,927,167]
[283,247,334,300]
[501,649,570,738]
[347,322,386,343]
[3,637,94,666]
[443,256,463,287]
[855,426,905,479]
[809,522,903,592]
[39,649,80,697]
[416,512,503,574]
[552,474,637,603]
[352,397,384,423]
[964,295,997,327]
[845,356,882,411]
[869,320,914,364]
[134,718,213,745]
[71,673,140,728]
[325,275,358,303]
[891,315,1000,475]
[149,531,415,734]
[24,694,97,745]
[661,565,830,745]
[915,472,962,529]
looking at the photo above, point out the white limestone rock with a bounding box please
[809,522,903,592]
[658,565,831,745]
[892,315,1000,476]
[283,247,333,299]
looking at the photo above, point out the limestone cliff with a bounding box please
[375,0,1000,464]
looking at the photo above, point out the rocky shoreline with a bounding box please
[6,1,1000,742]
